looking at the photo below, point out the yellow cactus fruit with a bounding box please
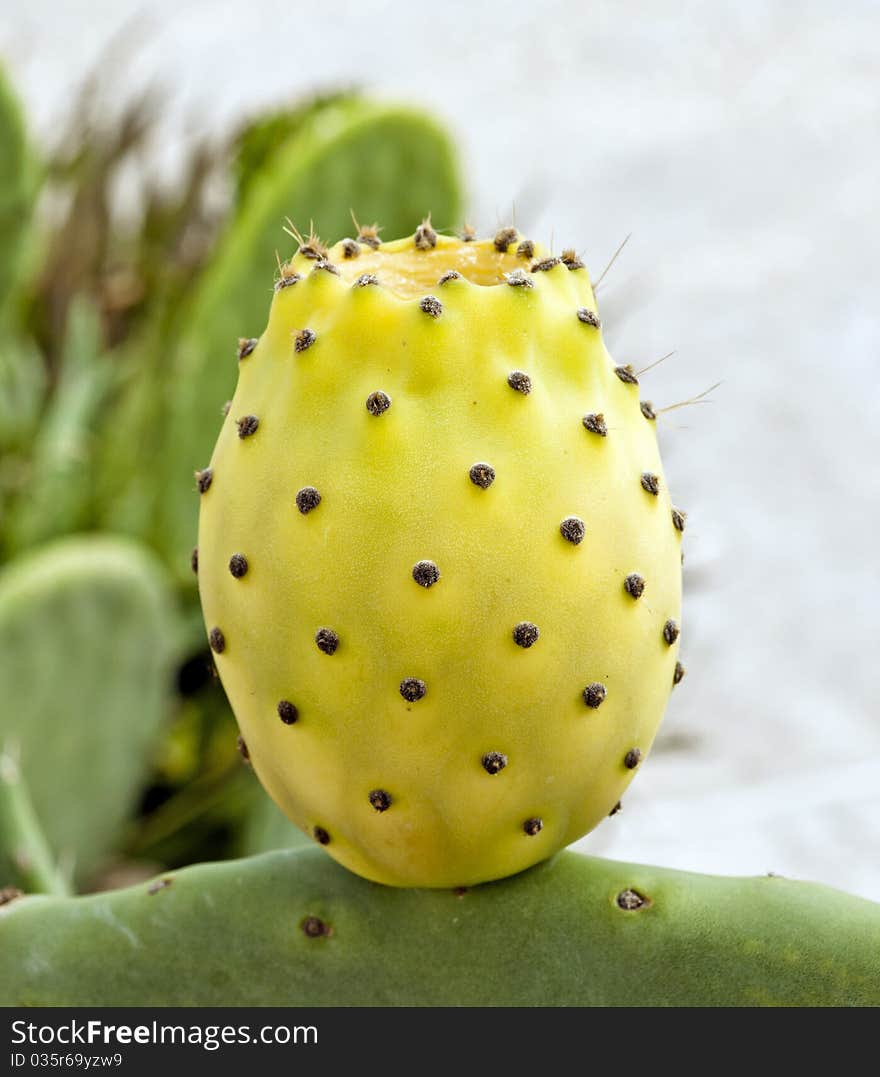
[196,224,683,887]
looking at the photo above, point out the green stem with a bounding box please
[0,750,70,896]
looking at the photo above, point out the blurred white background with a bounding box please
[4,1,879,897]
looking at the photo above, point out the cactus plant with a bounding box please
[1,846,877,1006]
[1,68,870,1009]
[0,537,177,885]
[197,227,680,887]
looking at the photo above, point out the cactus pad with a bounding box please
[0,537,177,884]
[2,848,878,1006]
[197,229,682,887]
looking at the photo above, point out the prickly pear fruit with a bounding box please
[197,227,683,887]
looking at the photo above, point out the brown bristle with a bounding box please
[353,214,382,249]
[615,365,638,385]
[494,226,518,252]
[507,370,532,394]
[419,295,443,318]
[617,889,650,910]
[296,486,322,514]
[286,220,327,260]
[195,468,213,494]
[516,239,535,259]
[640,400,657,421]
[400,677,427,702]
[414,215,438,250]
[469,462,496,489]
[624,573,645,599]
[560,517,586,545]
[582,413,608,437]
[624,748,643,770]
[341,238,360,259]
[576,307,601,328]
[237,337,257,361]
[274,271,302,292]
[582,682,607,708]
[412,560,440,588]
[277,700,299,724]
[228,553,248,579]
[236,415,259,439]
[369,789,392,812]
[366,390,392,416]
[641,472,660,496]
[481,751,507,775]
[531,257,562,272]
[315,628,340,655]
[312,258,340,276]
[294,328,317,353]
[460,223,477,243]
[504,269,533,288]
[301,915,332,938]
[513,622,540,648]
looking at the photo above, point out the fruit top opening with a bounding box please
[330,234,539,299]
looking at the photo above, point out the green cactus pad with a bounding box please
[0,537,177,885]
[153,99,462,575]
[197,230,681,887]
[232,91,359,205]
[1,847,877,1006]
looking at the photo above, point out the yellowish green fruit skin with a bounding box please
[197,232,682,887]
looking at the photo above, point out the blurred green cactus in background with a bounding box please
[0,537,178,886]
